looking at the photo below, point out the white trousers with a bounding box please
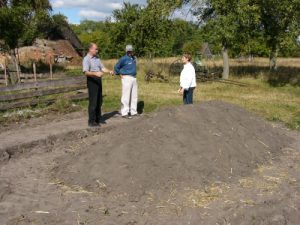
[121,76,138,116]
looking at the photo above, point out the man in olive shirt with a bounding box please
[83,43,113,127]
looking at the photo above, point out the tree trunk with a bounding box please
[269,49,278,71]
[222,46,229,79]
[11,49,21,83]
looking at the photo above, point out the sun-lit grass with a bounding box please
[1,57,299,129]
[100,74,300,129]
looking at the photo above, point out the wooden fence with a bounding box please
[0,76,88,111]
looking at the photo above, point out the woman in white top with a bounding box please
[178,53,197,104]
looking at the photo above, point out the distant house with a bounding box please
[200,43,213,58]
[0,18,84,66]
[31,22,84,65]
[32,39,82,65]
[48,22,84,57]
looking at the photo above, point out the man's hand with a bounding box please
[84,71,104,78]
[95,71,104,78]
[109,71,114,76]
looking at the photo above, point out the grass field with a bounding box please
[100,57,300,130]
[1,57,299,129]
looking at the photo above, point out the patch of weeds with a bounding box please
[49,98,80,113]
[0,108,43,123]
[288,116,300,130]
[65,68,83,76]
[270,114,281,122]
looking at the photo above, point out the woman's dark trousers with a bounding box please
[183,87,195,105]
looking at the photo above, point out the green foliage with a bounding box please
[22,10,54,45]
[72,3,199,58]
[0,0,63,49]
[1,0,299,61]
[186,0,299,59]
[182,40,203,55]
[11,0,52,10]
[0,6,30,49]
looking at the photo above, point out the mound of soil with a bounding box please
[54,101,292,201]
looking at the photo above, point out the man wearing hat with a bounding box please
[114,45,138,118]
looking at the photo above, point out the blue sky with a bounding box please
[51,0,147,24]
[50,0,195,24]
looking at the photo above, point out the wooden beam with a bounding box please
[0,76,85,92]
[4,65,8,86]
[0,85,86,102]
[33,62,37,82]
[0,74,46,79]
[50,63,53,80]
[0,93,88,111]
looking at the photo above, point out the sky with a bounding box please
[50,0,195,24]
[51,0,147,24]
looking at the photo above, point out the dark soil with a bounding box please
[54,101,291,197]
[0,101,299,225]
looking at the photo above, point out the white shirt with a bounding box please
[180,62,197,90]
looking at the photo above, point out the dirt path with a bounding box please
[0,101,299,225]
[0,111,121,160]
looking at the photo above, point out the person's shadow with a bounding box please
[101,111,119,123]
[137,101,145,115]
[101,101,144,123]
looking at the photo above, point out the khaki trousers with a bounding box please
[121,76,138,116]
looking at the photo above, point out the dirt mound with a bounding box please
[54,101,292,201]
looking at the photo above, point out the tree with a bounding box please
[182,40,203,55]
[110,3,143,56]
[258,0,300,70]
[0,0,52,82]
[110,2,179,57]
[185,0,248,79]
[0,0,52,48]
[11,0,52,11]
[0,0,7,7]
[0,6,29,49]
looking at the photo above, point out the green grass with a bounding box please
[1,64,299,130]
[100,75,300,129]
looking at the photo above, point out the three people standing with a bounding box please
[83,43,196,127]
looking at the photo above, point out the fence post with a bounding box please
[50,63,53,80]
[15,48,21,83]
[33,61,37,82]
[4,63,8,86]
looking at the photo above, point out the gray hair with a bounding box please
[89,43,97,49]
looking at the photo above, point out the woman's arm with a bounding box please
[180,67,192,90]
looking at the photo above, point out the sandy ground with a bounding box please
[0,101,299,225]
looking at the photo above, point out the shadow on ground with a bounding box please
[213,65,300,86]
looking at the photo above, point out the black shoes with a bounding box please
[88,121,100,127]
[122,115,132,119]
[122,114,141,119]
